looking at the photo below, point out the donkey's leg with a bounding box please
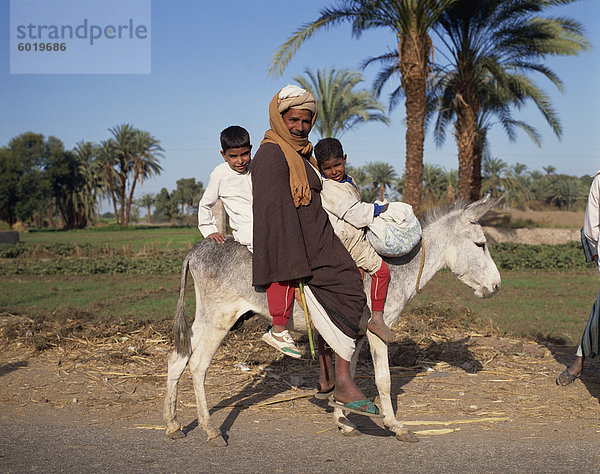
[367,331,418,442]
[349,335,366,378]
[188,309,240,447]
[163,347,191,438]
[334,336,367,437]
[164,312,210,439]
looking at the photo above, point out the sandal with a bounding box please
[328,399,384,419]
[315,384,335,400]
[556,368,580,386]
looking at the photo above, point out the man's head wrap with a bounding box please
[261,86,318,207]
[277,85,317,115]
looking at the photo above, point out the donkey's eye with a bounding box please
[475,242,486,250]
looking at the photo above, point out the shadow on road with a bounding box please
[0,360,28,377]
[180,328,486,440]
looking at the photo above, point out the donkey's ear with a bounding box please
[464,194,500,223]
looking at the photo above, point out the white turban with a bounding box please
[277,85,316,115]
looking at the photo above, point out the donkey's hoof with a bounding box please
[337,417,360,437]
[340,427,361,437]
[207,434,228,447]
[167,428,186,439]
[396,429,419,443]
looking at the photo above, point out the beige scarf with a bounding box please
[261,92,319,207]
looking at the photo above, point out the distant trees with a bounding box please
[0,132,51,227]
[365,162,397,202]
[46,141,103,229]
[136,193,156,224]
[479,160,588,210]
[105,124,164,226]
[172,178,204,225]
[0,124,164,229]
[152,178,204,224]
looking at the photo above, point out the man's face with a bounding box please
[282,109,313,139]
[320,155,347,182]
[221,146,251,173]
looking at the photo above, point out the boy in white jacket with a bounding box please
[198,126,253,250]
[315,138,393,343]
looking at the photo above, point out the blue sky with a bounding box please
[1,0,598,201]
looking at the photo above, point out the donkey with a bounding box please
[163,196,502,446]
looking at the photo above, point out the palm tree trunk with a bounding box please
[470,137,483,201]
[47,199,55,228]
[118,163,127,226]
[147,205,152,224]
[399,32,430,218]
[126,173,139,227]
[455,92,479,201]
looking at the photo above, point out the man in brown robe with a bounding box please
[252,85,379,416]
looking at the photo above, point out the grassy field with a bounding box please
[1,227,598,345]
[412,269,598,344]
[23,226,200,252]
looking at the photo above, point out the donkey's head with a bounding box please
[443,195,502,298]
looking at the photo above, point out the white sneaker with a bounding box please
[261,328,302,359]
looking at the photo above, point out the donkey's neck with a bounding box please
[385,215,454,315]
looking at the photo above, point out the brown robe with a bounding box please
[252,142,366,338]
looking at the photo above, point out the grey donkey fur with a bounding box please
[164,195,502,446]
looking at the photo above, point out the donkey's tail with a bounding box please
[173,255,191,355]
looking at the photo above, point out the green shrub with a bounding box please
[489,241,588,270]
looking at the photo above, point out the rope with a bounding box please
[298,281,316,359]
[415,239,425,294]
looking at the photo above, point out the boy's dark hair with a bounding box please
[220,125,250,152]
[314,137,344,166]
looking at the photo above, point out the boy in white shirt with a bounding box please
[198,126,253,250]
[198,125,301,357]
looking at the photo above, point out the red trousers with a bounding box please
[265,261,390,326]
[266,280,294,327]
[370,261,390,312]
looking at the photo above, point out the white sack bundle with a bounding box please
[366,202,422,257]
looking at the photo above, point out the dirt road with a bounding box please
[2,323,600,472]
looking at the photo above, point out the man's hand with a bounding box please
[206,232,226,244]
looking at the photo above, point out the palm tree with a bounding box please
[543,165,557,177]
[125,130,164,225]
[108,124,137,225]
[552,176,584,210]
[294,68,388,138]
[507,163,532,207]
[137,193,156,224]
[481,157,517,199]
[270,0,458,217]
[106,124,164,226]
[346,165,375,202]
[73,141,103,225]
[429,0,588,200]
[421,164,445,208]
[96,139,120,223]
[365,161,397,201]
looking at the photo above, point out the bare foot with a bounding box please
[317,336,335,393]
[332,358,367,405]
[556,356,584,386]
[367,315,393,344]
